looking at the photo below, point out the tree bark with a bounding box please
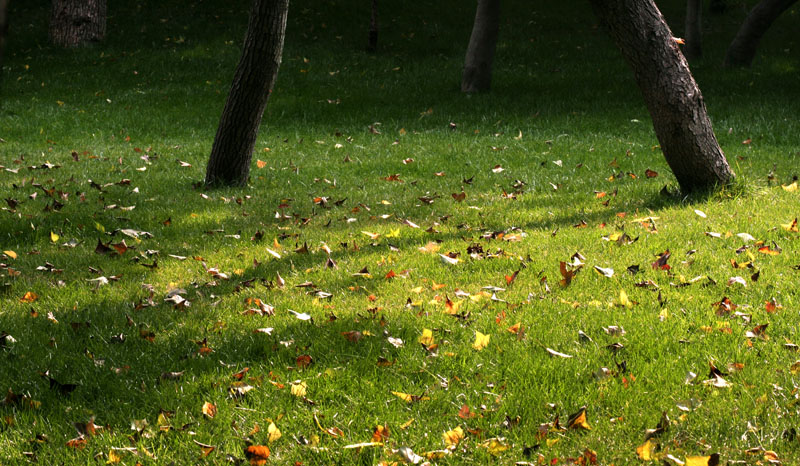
[710,0,727,14]
[462,0,500,93]
[205,0,289,187]
[724,0,797,67]
[0,0,8,73]
[684,0,703,60]
[49,0,106,48]
[589,0,734,193]
[366,0,378,52]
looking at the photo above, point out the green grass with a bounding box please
[2,0,800,464]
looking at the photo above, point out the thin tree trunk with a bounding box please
[366,0,378,52]
[685,0,703,60]
[589,0,734,193]
[462,0,500,93]
[205,0,289,187]
[724,0,797,67]
[0,0,8,74]
[49,0,106,48]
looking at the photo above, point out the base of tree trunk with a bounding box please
[590,0,734,193]
[461,0,500,93]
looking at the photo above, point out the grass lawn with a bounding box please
[2,0,800,464]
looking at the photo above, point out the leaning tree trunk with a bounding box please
[589,0,734,193]
[724,0,797,67]
[461,0,500,93]
[366,0,378,52]
[0,0,8,74]
[684,0,703,60]
[205,0,289,187]
[49,0,106,47]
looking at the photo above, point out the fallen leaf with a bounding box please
[472,331,490,351]
[636,439,655,460]
[244,445,270,465]
[442,426,464,448]
[267,421,281,442]
[567,407,591,430]
[290,381,307,397]
[418,329,434,347]
[202,402,216,418]
[685,453,720,466]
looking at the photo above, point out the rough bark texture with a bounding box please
[205,0,289,187]
[366,0,378,52]
[724,0,797,67]
[0,0,8,73]
[684,0,703,60]
[589,0,734,193]
[49,0,106,47]
[461,0,500,93]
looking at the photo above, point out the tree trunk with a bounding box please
[589,0,734,193]
[724,0,797,67]
[49,0,106,48]
[461,0,500,93]
[366,0,378,52]
[684,0,703,60]
[0,0,8,74]
[205,0,289,187]
[710,0,727,14]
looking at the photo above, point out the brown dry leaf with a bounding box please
[458,404,476,419]
[296,354,313,368]
[202,402,217,419]
[342,331,363,342]
[244,445,270,465]
[193,440,215,457]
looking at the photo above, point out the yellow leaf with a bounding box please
[782,182,798,192]
[267,421,281,443]
[442,426,464,448]
[400,418,415,429]
[546,438,560,447]
[686,453,720,466]
[290,381,307,397]
[791,361,800,375]
[418,329,434,346]
[392,391,412,403]
[567,407,591,430]
[201,401,217,418]
[781,218,798,232]
[480,438,511,455]
[636,439,654,461]
[410,286,424,294]
[3,250,17,259]
[472,331,490,351]
[50,231,60,242]
[107,449,123,464]
[615,289,633,308]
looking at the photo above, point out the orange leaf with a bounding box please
[385,270,396,279]
[245,445,270,465]
[256,160,267,169]
[66,436,87,449]
[458,404,476,419]
[372,424,390,442]
[19,291,38,303]
[202,402,217,418]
